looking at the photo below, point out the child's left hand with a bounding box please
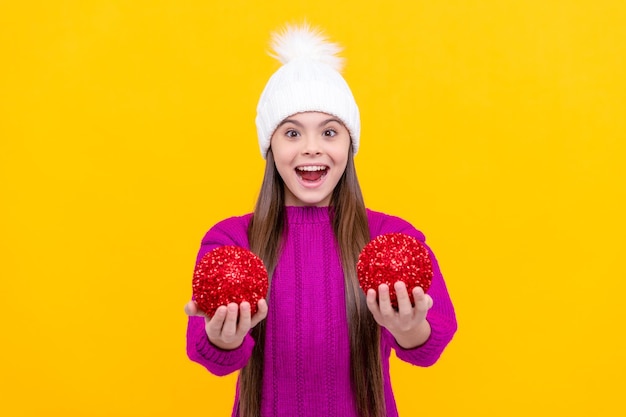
[366,281,433,349]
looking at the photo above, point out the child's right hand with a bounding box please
[184,299,268,351]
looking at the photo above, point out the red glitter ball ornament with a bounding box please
[357,233,433,308]
[192,246,269,317]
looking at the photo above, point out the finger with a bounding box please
[220,303,240,341]
[424,294,433,310]
[365,289,384,324]
[250,299,269,327]
[237,302,252,335]
[412,285,425,299]
[365,288,378,309]
[411,286,425,302]
[412,287,432,312]
[394,281,413,321]
[206,305,228,339]
[184,300,206,317]
[377,284,395,318]
[184,300,197,316]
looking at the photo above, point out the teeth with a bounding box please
[297,166,326,172]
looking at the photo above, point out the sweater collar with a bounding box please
[284,206,332,224]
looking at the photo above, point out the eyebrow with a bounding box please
[277,117,343,128]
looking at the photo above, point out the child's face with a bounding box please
[270,111,351,207]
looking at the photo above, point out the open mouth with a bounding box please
[295,165,329,183]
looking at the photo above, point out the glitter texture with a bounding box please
[192,246,269,317]
[357,233,433,308]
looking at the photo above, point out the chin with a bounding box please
[290,193,332,207]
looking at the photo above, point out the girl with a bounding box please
[185,23,457,417]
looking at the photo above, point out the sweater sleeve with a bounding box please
[185,214,257,376]
[368,210,458,367]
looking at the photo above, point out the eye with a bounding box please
[285,129,299,138]
[323,129,337,137]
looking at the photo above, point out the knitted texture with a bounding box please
[186,206,457,417]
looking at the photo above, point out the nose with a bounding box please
[302,135,322,155]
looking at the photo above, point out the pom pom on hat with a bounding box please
[256,23,360,159]
[269,23,344,71]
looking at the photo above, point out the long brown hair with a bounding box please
[241,147,385,417]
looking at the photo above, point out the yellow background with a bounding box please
[1,1,625,416]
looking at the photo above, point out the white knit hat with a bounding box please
[255,23,360,159]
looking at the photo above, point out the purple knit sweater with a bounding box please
[186,206,457,417]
